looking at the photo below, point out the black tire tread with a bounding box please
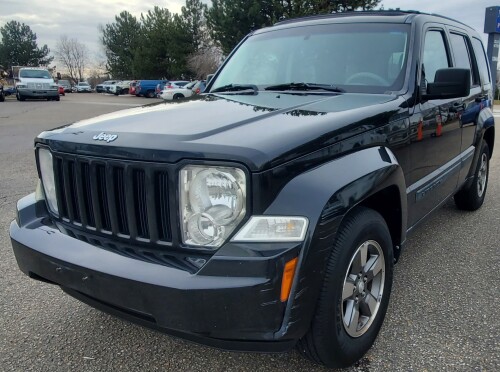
[454,140,489,211]
[297,207,393,368]
[297,208,361,365]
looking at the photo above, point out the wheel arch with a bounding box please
[357,184,403,262]
[483,126,494,159]
[477,108,495,158]
[267,146,407,341]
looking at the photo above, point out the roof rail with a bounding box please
[274,10,420,26]
[274,9,472,30]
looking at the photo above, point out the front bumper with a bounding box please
[17,88,58,98]
[10,194,302,351]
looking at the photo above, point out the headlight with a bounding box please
[38,148,58,215]
[232,216,308,242]
[180,165,246,248]
[16,84,27,89]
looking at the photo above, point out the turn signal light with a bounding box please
[280,257,298,302]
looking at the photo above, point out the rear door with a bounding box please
[447,30,484,186]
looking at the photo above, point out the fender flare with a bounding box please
[265,146,407,340]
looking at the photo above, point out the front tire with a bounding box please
[298,207,394,368]
[454,140,489,211]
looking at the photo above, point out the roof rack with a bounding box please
[274,9,472,29]
[274,10,418,26]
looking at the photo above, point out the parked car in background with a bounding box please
[96,80,117,93]
[4,86,16,96]
[15,67,59,101]
[159,80,197,100]
[192,80,206,94]
[58,80,72,93]
[76,82,92,93]
[107,80,133,95]
[129,81,137,95]
[136,80,168,98]
[155,80,190,96]
[58,85,65,96]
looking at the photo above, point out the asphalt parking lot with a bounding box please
[0,93,499,371]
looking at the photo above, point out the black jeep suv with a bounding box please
[10,11,495,368]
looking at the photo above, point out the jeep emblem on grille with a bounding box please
[93,132,118,143]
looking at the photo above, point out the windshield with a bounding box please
[19,69,51,79]
[79,82,89,86]
[211,23,410,94]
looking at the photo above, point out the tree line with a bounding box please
[102,0,382,79]
[0,0,381,81]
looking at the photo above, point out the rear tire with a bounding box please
[173,93,184,100]
[298,207,393,368]
[454,140,489,211]
[0,92,4,102]
[146,90,155,98]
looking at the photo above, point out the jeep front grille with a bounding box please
[52,153,172,244]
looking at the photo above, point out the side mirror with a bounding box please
[423,68,470,100]
[206,74,214,84]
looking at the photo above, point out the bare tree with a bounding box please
[54,35,89,83]
[187,46,223,80]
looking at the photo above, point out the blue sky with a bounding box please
[0,0,497,69]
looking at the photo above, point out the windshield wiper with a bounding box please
[265,82,345,93]
[210,84,258,94]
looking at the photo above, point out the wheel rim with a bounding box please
[477,153,488,198]
[342,240,385,338]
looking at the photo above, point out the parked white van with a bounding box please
[15,67,59,101]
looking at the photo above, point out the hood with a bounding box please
[38,92,406,171]
[18,77,55,84]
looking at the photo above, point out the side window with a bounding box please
[422,31,450,83]
[471,37,491,84]
[449,33,478,86]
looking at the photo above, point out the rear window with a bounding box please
[471,37,491,84]
[449,33,478,86]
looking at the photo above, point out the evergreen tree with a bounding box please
[0,20,53,67]
[207,0,381,55]
[181,0,208,51]
[101,11,141,79]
